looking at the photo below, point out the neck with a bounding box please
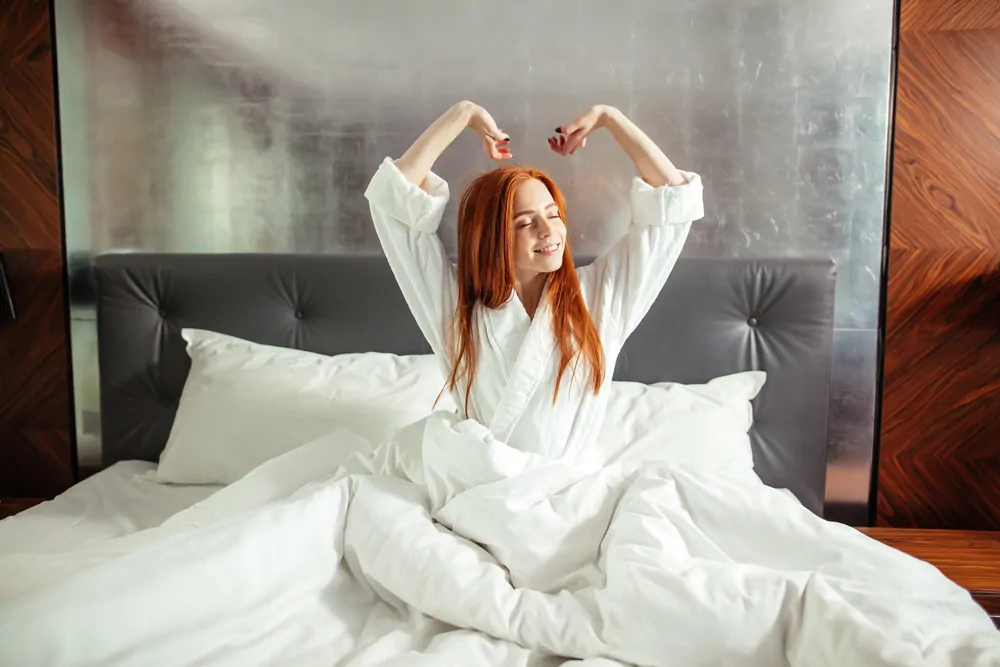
[514,272,547,319]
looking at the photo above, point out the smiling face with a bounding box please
[510,178,567,285]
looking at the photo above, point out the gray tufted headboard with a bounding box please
[93,253,836,514]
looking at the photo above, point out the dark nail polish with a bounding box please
[555,127,563,133]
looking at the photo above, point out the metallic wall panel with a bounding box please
[824,329,880,524]
[54,0,893,520]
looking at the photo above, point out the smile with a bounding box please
[533,242,561,255]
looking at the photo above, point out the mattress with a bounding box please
[0,461,219,555]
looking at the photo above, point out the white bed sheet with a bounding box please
[0,461,218,555]
[2,422,998,667]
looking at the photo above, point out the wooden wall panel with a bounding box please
[0,1,75,500]
[879,0,1000,529]
[899,0,1000,32]
[889,29,1000,251]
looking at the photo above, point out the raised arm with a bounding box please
[364,101,511,358]
[395,101,511,190]
[555,106,705,341]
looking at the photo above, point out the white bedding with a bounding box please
[1,418,998,667]
[0,461,217,555]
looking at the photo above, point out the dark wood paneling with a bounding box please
[879,1,1000,529]
[0,496,45,520]
[0,2,75,499]
[861,528,1000,619]
[900,0,1000,32]
[889,29,1000,251]
[880,248,1000,528]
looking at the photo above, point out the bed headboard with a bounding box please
[93,253,837,515]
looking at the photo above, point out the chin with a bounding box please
[528,252,563,274]
[541,255,564,272]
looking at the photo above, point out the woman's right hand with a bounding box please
[463,102,512,162]
[395,101,511,188]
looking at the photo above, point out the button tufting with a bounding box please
[294,309,304,320]
[161,398,172,407]
[747,317,758,327]
[158,308,167,318]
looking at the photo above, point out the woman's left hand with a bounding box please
[548,105,611,156]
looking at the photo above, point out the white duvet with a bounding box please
[1,414,998,667]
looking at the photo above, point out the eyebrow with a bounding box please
[513,202,559,218]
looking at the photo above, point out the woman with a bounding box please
[364,100,704,465]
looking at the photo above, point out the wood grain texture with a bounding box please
[901,0,1000,32]
[860,528,1000,617]
[0,2,75,499]
[890,29,1000,251]
[879,255,1000,531]
[879,0,1000,529]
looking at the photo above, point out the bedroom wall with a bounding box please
[878,0,1000,529]
[0,0,75,501]
[52,0,896,522]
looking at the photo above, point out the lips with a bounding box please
[533,242,561,256]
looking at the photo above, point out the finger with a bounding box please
[551,135,564,155]
[557,120,584,136]
[550,135,571,156]
[562,133,579,155]
[494,140,512,159]
[483,137,499,159]
[562,129,588,154]
[560,135,572,156]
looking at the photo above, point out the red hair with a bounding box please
[445,166,605,414]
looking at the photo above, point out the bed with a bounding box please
[3,253,997,667]
[0,461,218,554]
[97,253,834,504]
[6,252,837,550]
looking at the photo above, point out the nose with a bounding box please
[537,216,556,238]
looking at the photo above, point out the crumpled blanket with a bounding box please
[1,413,998,667]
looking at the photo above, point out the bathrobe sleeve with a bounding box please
[364,156,457,358]
[578,171,705,342]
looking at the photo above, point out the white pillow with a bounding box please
[155,329,457,485]
[597,371,766,471]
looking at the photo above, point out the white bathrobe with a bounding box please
[4,159,1000,667]
[363,156,705,465]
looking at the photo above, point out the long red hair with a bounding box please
[446,166,605,415]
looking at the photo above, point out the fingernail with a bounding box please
[555,127,563,133]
